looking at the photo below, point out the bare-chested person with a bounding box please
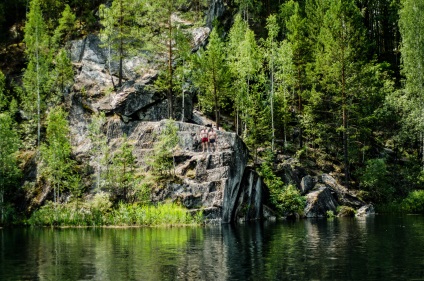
[200,126,209,152]
[208,127,217,152]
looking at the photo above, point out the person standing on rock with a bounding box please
[208,127,217,152]
[200,126,209,152]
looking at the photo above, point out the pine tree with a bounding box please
[313,0,366,185]
[99,0,144,88]
[275,40,296,148]
[52,4,76,49]
[172,27,192,122]
[264,14,279,151]
[235,0,262,23]
[109,135,137,202]
[148,120,179,176]
[285,0,309,148]
[142,0,190,119]
[192,28,229,130]
[50,48,74,99]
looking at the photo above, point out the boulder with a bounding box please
[300,175,316,195]
[355,204,375,217]
[304,184,338,218]
[320,173,365,208]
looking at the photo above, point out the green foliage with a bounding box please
[0,71,7,110]
[40,106,76,203]
[50,48,74,99]
[397,0,424,171]
[273,184,306,216]
[52,4,76,48]
[28,197,202,227]
[23,0,52,147]
[258,155,305,216]
[141,0,190,118]
[235,0,262,22]
[337,206,356,217]
[99,0,144,87]
[0,112,22,224]
[360,158,394,203]
[148,120,179,177]
[326,210,335,219]
[191,28,229,129]
[108,135,138,202]
[402,190,424,214]
[87,112,109,190]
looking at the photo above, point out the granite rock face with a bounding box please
[63,3,371,222]
[304,184,339,218]
[71,116,256,223]
[68,23,210,123]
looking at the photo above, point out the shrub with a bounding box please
[337,206,356,217]
[360,158,394,203]
[272,184,306,216]
[402,190,424,213]
[258,156,306,217]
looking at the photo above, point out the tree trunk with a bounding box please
[342,58,349,187]
[271,58,275,151]
[118,0,123,87]
[167,10,174,119]
[297,65,302,148]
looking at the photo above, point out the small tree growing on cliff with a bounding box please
[148,120,179,177]
[109,135,138,202]
[40,106,74,203]
[88,112,109,190]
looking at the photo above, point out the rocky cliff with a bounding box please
[58,4,372,223]
[65,30,264,223]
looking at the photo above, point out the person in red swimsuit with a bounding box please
[199,126,209,152]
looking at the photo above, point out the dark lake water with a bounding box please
[1,215,424,281]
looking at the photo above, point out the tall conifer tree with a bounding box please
[192,28,229,130]
[23,0,50,147]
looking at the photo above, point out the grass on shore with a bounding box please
[28,200,203,227]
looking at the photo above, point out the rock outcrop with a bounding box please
[63,3,370,222]
[274,157,370,217]
[71,116,255,223]
[304,184,339,218]
[68,25,210,123]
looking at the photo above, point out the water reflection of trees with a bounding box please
[2,216,424,280]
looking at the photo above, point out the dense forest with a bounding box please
[1,0,424,225]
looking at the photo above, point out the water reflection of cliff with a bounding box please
[1,216,424,280]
